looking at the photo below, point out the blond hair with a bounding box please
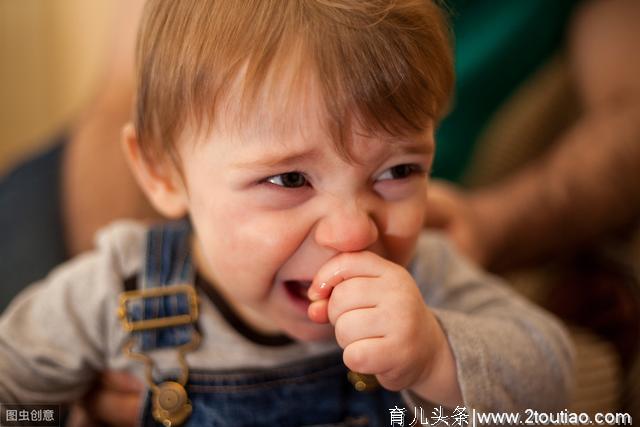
[135,0,454,162]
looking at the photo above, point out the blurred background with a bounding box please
[0,0,115,173]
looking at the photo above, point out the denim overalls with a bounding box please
[120,220,405,427]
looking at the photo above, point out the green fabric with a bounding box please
[434,0,578,182]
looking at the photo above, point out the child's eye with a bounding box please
[266,172,309,188]
[376,164,424,181]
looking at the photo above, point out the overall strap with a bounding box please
[118,219,200,427]
[119,219,199,352]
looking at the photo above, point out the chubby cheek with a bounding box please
[189,192,309,298]
[380,192,427,267]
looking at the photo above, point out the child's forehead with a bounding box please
[191,57,434,164]
[214,51,329,137]
[194,105,434,171]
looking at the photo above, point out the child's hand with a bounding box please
[307,251,461,405]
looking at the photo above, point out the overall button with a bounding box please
[152,381,193,427]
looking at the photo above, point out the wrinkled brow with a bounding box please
[232,148,322,170]
[232,138,433,171]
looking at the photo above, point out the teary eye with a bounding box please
[377,164,424,181]
[266,172,309,188]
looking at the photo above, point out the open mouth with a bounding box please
[283,280,312,303]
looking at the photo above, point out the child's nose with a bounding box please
[314,201,379,253]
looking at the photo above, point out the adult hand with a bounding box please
[424,181,489,267]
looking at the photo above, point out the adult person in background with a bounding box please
[426,0,640,281]
[425,0,640,418]
[0,0,157,314]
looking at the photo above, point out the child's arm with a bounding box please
[308,232,574,412]
[417,233,574,411]
[0,232,131,403]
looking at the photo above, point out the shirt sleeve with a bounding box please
[0,249,124,403]
[412,232,575,412]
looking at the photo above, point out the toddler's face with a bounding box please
[178,114,433,342]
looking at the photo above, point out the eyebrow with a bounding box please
[232,148,322,169]
[233,139,433,170]
[391,141,434,156]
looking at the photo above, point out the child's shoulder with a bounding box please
[1,220,152,352]
[411,230,494,296]
[90,219,149,278]
[411,230,459,288]
[35,220,149,294]
[414,229,460,264]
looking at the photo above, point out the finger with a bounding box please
[308,251,388,301]
[84,390,142,427]
[333,307,385,348]
[100,371,144,393]
[342,337,395,375]
[326,277,382,325]
[308,276,379,324]
[307,299,329,324]
[307,272,345,303]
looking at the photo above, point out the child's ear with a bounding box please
[121,123,188,219]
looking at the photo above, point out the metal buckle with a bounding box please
[123,332,201,427]
[118,284,199,332]
[347,371,379,392]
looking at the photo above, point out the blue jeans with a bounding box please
[139,352,404,427]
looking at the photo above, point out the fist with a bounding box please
[307,251,448,391]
